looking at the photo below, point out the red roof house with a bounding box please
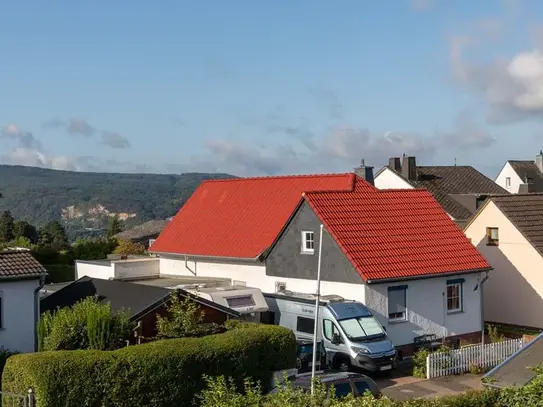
[151,173,491,351]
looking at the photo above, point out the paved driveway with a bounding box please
[376,374,484,401]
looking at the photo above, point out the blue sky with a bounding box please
[1,0,542,177]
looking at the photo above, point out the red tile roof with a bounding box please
[150,174,357,258]
[151,173,491,281]
[304,179,491,282]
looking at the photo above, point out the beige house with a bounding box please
[464,193,543,329]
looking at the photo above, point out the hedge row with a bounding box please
[2,324,296,407]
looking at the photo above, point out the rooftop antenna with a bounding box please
[454,157,457,166]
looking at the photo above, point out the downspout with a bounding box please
[480,271,490,347]
[34,274,46,352]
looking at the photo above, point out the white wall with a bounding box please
[76,258,160,280]
[464,201,543,328]
[374,167,414,190]
[495,162,522,193]
[0,279,40,353]
[76,261,114,280]
[364,273,483,346]
[160,256,366,303]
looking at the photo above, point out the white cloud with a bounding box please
[3,148,77,171]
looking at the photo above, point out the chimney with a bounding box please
[388,157,402,173]
[354,159,374,185]
[536,150,543,174]
[401,155,417,182]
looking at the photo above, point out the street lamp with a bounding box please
[311,224,324,395]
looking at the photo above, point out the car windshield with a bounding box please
[338,316,385,341]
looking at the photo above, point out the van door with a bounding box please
[322,318,347,366]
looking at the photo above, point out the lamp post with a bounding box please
[311,224,324,396]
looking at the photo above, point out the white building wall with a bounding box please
[464,201,543,328]
[159,256,366,303]
[0,279,40,353]
[364,273,483,346]
[75,261,114,280]
[374,167,414,190]
[113,258,159,279]
[495,162,522,193]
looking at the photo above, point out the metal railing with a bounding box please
[0,389,34,407]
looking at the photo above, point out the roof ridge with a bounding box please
[202,173,353,183]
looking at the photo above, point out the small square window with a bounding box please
[505,177,511,188]
[486,227,499,246]
[301,231,315,254]
[388,286,407,321]
[447,281,463,313]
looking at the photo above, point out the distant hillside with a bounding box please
[0,165,235,239]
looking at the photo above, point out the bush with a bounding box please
[0,347,18,390]
[3,324,296,407]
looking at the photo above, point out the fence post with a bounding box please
[27,388,34,407]
[426,354,431,379]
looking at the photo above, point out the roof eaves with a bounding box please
[149,251,261,262]
[365,267,493,285]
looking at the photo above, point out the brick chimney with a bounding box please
[354,159,374,185]
[536,150,543,174]
[388,157,402,173]
[401,155,417,182]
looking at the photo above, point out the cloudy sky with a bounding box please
[1,0,542,177]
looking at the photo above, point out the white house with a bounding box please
[0,251,46,353]
[149,169,492,356]
[495,151,543,193]
[374,156,508,228]
[464,193,543,330]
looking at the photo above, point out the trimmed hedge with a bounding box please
[2,324,296,407]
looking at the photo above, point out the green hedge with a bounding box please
[2,324,296,407]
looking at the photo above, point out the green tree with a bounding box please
[13,220,38,244]
[39,220,69,250]
[107,215,123,238]
[72,237,118,260]
[156,291,223,339]
[112,239,146,256]
[37,296,131,351]
[0,210,15,243]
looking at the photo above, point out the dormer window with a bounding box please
[301,231,315,254]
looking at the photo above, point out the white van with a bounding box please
[263,292,397,373]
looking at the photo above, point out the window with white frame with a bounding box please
[446,279,463,313]
[505,177,511,188]
[301,231,315,254]
[387,285,407,321]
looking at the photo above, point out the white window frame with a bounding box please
[446,281,463,313]
[301,231,315,254]
[505,177,511,188]
[387,285,407,322]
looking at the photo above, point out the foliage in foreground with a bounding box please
[3,324,296,407]
[37,296,131,351]
[197,367,543,407]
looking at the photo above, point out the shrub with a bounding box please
[37,297,131,351]
[0,347,18,390]
[412,348,429,378]
[3,324,296,407]
[488,324,505,343]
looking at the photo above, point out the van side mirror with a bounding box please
[332,334,342,345]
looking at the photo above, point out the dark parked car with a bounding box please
[268,371,381,399]
[296,340,327,373]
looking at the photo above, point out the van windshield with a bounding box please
[338,316,385,341]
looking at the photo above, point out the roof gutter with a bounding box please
[365,267,493,285]
[34,274,46,351]
[148,251,261,263]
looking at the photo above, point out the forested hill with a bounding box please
[0,165,235,236]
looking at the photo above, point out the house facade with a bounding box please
[151,172,491,355]
[495,151,543,193]
[374,156,508,228]
[464,194,543,329]
[0,251,47,353]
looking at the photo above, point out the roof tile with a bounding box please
[0,251,46,278]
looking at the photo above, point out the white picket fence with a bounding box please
[426,338,524,379]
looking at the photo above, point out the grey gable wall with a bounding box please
[266,201,362,284]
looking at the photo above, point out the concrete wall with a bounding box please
[0,279,41,353]
[76,258,160,280]
[374,167,414,190]
[464,201,543,328]
[495,162,522,193]
[266,202,361,284]
[76,261,113,280]
[364,273,483,346]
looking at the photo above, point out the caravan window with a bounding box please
[226,295,256,308]
[296,316,314,334]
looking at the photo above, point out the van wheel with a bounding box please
[335,358,351,372]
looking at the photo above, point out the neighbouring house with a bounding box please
[0,250,47,353]
[373,155,508,228]
[149,168,492,355]
[495,151,543,193]
[115,219,170,248]
[464,193,543,329]
[41,276,240,342]
[483,332,543,389]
